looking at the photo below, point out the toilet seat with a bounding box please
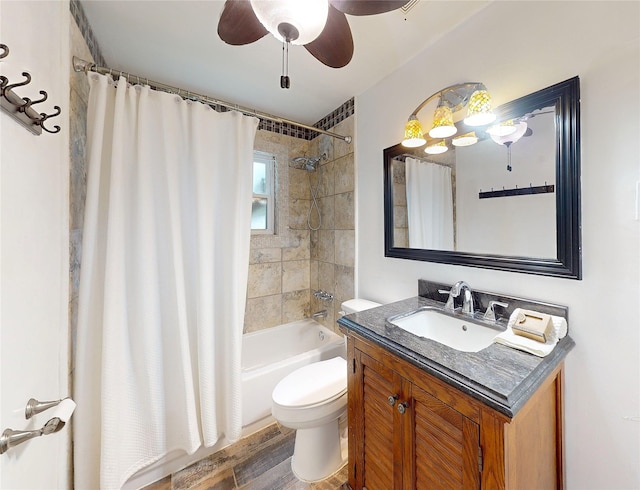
[272,357,347,409]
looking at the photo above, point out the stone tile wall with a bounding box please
[244,117,355,334]
[69,9,94,396]
[308,117,356,333]
[244,130,311,332]
[392,159,409,248]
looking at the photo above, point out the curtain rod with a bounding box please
[72,56,352,144]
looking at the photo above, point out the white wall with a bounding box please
[456,110,556,257]
[356,2,639,488]
[0,1,70,488]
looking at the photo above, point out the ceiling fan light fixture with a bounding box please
[250,0,329,45]
[463,88,496,126]
[402,116,426,148]
[425,140,448,155]
[490,121,529,146]
[428,104,457,139]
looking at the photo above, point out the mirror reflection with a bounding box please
[384,77,581,279]
[392,104,556,257]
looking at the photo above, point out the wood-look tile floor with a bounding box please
[144,423,348,490]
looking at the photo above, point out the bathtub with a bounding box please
[241,318,346,426]
[124,318,345,489]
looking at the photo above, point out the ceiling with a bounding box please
[80,1,490,126]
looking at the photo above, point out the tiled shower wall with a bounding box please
[309,118,355,332]
[69,3,100,395]
[244,131,311,331]
[245,118,355,334]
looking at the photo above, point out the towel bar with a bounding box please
[0,418,64,455]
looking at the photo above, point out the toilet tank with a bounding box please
[340,299,382,316]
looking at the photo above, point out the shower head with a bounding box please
[290,154,326,171]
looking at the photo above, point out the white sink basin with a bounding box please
[388,307,502,352]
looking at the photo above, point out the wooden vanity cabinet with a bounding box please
[347,334,565,490]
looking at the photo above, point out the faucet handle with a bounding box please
[483,301,509,322]
[438,289,456,310]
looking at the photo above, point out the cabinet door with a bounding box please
[351,350,404,490]
[410,383,481,489]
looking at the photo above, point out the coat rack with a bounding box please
[0,44,61,135]
[479,183,555,199]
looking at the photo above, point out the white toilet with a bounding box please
[271,299,381,482]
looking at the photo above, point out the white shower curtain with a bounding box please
[74,73,259,490]
[406,157,454,249]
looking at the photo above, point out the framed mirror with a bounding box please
[384,77,581,279]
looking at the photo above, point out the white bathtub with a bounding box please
[241,318,346,426]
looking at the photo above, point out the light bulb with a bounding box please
[425,141,448,155]
[428,105,457,139]
[452,132,478,147]
[250,0,329,45]
[402,117,426,148]
[463,89,496,126]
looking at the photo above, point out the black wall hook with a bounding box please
[4,72,32,93]
[39,106,61,134]
[29,90,48,107]
[0,44,62,136]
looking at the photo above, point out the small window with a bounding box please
[252,151,275,234]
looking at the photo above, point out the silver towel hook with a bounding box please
[25,398,63,419]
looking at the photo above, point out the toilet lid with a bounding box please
[272,357,347,408]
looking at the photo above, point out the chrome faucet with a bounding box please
[439,281,475,316]
[312,309,327,320]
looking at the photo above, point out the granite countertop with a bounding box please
[337,296,575,417]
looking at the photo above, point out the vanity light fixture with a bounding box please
[424,140,448,154]
[428,103,456,138]
[452,131,478,147]
[403,115,427,148]
[401,82,496,148]
[463,88,496,126]
[487,119,518,137]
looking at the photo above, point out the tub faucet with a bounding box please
[439,281,475,316]
[313,290,334,301]
[312,309,327,320]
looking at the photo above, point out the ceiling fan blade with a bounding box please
[329,0,410,16]
[217,0,268,46]
[304,5,353,68]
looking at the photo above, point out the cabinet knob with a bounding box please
[397,402,408,414]
[387,394,398,406]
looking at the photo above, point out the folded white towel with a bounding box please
[494,308,568,357]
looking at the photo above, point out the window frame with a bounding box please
[251,150,276,235]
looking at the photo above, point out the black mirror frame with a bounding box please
[384,76,581,279]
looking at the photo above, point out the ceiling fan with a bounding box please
[217,0,411,88]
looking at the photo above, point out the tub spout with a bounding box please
[312,310,327,319]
